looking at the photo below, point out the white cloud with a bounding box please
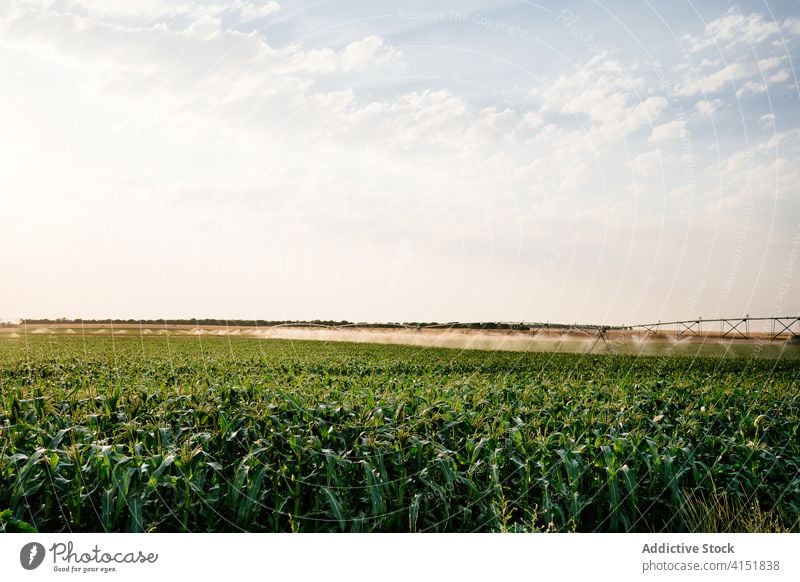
[676,53,791,99]
[648,120,687,142]
[185,15,221,39]
[520,111,543,128]
[685,9,781,53]
[736,80,765,96]
[33,0,186,20]
[694,98,721,116]
[711,130,800,207]
[783,17,800,38]
[237,1,281,21]
[0,6,527,264]
[0,7,400,82]
[761,128,800,153]
[767,70,790,85]
[676,11,794,100]
[12,0,281,24]
[289,35,401,74]
[734,70,789,97]
[532,54,667,143]
[630,150,665,177]
[675,62,751,96]
[758,56,784,71]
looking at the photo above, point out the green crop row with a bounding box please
[1,336,798,532]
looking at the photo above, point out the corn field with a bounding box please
[1,336,798,532]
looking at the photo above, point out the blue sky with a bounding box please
[1,0,799,324]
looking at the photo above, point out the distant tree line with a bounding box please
[18,318,357,328]
[14,318,625,330]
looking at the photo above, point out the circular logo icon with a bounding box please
[20,542,46,570]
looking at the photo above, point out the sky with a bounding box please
[1,0,799,325]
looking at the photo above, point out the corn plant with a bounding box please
[0,335,798,532]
